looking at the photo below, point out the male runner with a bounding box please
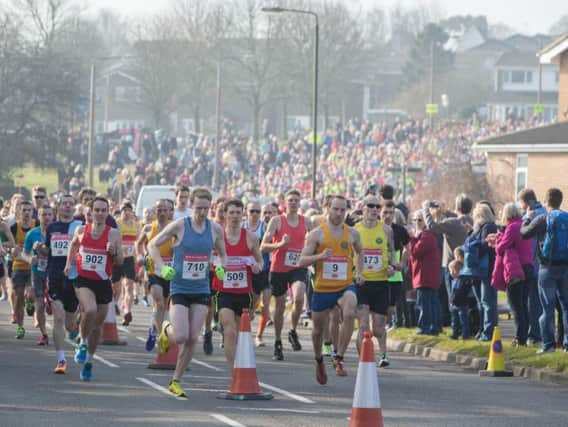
[173,185,193,220]
[44,194,82,373]
[148,188,226,397]
[355,195,396,367]
[299,195,363,384]
[65,197,123,381]
[113,202,140,326]
[136,199,174,351]
[31,186,47,220]
[10,200,37,339]
[0,216,15,302]
[22,204,54,345]
[261,189,313,360]
[213,199,263,367]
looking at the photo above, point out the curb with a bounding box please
[387,338,568,387]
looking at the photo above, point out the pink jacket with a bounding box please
[495,219,534,267]
[491,219,528,289]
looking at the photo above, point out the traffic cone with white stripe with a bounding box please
[100,299,126,345]
[349,331,383,427]
[217,309,273,400]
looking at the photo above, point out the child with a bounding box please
[448,258,471,339]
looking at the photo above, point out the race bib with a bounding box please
[81,247,107,274]
[322,256,348,281]
[284,249,301,268]
[363,249,383,272]
[162,256,173,268]
[51,233,71,257]
[122,236,136,257]
[183,254,208,280]
[223,264,248,289]
[37,255,48,272]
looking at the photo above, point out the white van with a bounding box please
[135,185,177,218]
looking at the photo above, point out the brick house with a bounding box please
[475,34,568,208]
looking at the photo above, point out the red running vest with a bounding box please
[212,228,253,294]
[270,215,306,273]
[77,224,113,281]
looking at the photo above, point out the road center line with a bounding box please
[210,413,246,427]
[136,377,186,401]
[193,358,223,372]
[258,382,315,404]
[216,406,321,415]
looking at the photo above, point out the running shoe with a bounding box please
[145,328,156,352]
[273,339,284,361]
[378,354,390,368]
[53,360,67,374]
[25,301,35,316]
[168,380,186,397]
[122,312,132,326]
[11,313,16,324]
[255,336,265,348]
[142,296,150,307]
[74,343,87,364]
[322,343,332,357]
[133,296,139,305]
[114,304,120,316]
[80,362,93,381]
[37,335,49,346]
[203,331,213,355]
[16,325,25,339]
[211,320,219,332]
[288,329,302,351]
[68,327,79,341]
[0,293,7,301]
[158,321,171,353]
[266,318,274,327]
[315,357,328,385]
[333,356,347,376]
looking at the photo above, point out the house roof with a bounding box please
[539,33,568,64]
[465,38,513,53]
[474,121,568,152]
[495,51,539,67]
[487,91,557,105]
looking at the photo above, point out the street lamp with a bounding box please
[261,6,319,201]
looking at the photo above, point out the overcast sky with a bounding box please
[67,0,568,35]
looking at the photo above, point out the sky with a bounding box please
[81,0,568,35]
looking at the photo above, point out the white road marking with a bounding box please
[122,361,148,366]
[93,354,119,368]
[193,358,223,372]
[146,373,230,380]
[217,406,321,415]
[258,382,315,404]
[117,326,130,334]
[210,414,246,427]
[136,336,147,343]
[136,377,186,401]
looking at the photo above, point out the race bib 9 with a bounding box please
[81,248,107,273]
[363,249,383,272]
[322,256,348,281]
[37,255,48,272]
[182,254,208,280]
[223,264,248,289]
[51,234,72,257]
[284,249,301,268]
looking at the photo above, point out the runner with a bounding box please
[0,211,16,302]
[31,186,47,220]
[261,189,314,360]
[148,188,226,397]
[173,185,193,220]
[138,207,155,307]
[136,199,174,351]
[113,201,140,326]
[252,202,277,347]
[203,196,226,354]
[355,195,396,367]
[45,194,83,374]
[299,195,364,384]
[10,200,38,339]
[22,204,54,345]
[213,199,263,367]
[65,196,123,381]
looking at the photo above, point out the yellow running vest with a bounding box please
[13,220,37,271]
[314,222,353,292]
[355,221,389,281]
[117,218,139,258]
[147,220,174,275]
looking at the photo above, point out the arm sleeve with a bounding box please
[495,228,515,256]
[520,214,546,239]
[23,231,34,253]
[423,208,456,235]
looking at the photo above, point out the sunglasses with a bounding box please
[366,204,380,209]
[249,209,261,214]
[34,195,46,199]
[413,218,423,222]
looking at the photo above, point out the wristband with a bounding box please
[160,265,176,281]
[215,266,225,280]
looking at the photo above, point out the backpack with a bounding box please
[460,229,489,278]
[542,210,568,262]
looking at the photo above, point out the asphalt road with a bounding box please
[0,299,567,427]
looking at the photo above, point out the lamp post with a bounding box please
[261,6,319,200]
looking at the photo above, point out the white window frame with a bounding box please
[515,153,528,197]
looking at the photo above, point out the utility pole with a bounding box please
[88,63,95,188]
[429,40,434,129]
[213,59,222,190]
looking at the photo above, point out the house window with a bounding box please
[502,70,510,82]
[556,72,560,83]
[115,86,127,102]
[526,71,533,83]
[511,71,525,83]
[515,154,528,196]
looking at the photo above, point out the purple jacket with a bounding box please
[495,219,534,267]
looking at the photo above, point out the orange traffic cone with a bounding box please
[148,341,179,370]
[349,331,383,427]
[218,309,273,400]
[479,326,513,377]
[100,299,126,345]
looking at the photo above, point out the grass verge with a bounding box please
[389,327,568,375]
[10,167,107,195]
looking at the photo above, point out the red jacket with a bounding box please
[410,229,441,289]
